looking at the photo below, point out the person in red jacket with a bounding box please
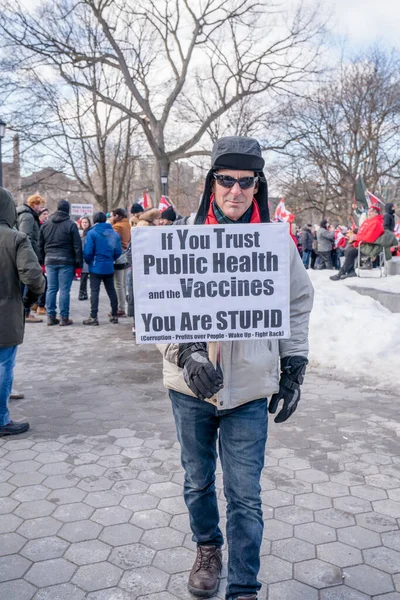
[330,207,384,280]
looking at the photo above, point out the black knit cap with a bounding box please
[131,203,144,215]
[161,206,176,222]
[57,199,70,214]
[195,136,270,224]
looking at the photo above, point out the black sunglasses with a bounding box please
[213,173,258,189]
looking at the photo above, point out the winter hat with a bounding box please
[320,219,328,228]
[211,136,265,171]
[131,203,144,215]
[195,136,270,224]
[57,199,70,214]
[94,211,107,224]
[161,206,176,222]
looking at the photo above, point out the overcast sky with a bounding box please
[328,0,400,50]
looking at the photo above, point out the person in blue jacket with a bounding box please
[83,212,122,325]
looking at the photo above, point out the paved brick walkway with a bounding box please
[1,282,400,599]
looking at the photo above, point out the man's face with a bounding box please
[110,212,119,224]
[32,203,42,214]
[213,169,257,221]
[368,208,379,218]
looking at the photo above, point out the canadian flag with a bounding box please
[158,195,172,211]
[274,198,295,223]
[366,190,383,211]
[138,191,152,210]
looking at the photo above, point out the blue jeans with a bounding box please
[0,346,18,426]
[170,390,268,600]
[302,250,311,269]
[46,265,75,318]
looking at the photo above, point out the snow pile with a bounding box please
[307,270,400,391]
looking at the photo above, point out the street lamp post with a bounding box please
[0,119,6,188]
[161,174,168,197]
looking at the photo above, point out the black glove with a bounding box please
[22,288,40,309]
[178,343,224,401]
[269,356,308,423]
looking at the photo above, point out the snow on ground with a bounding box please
[342,272,400,294]
[308,270,400,392]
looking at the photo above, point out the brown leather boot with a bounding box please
[188,545,222,597]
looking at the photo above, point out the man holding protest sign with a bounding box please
[151,137,314,600]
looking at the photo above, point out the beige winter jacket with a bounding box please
[157,238,314,410]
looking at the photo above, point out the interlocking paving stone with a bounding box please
[0,497,19,514]
[119,565,169,594]
[320,586,369,599]
[317,541,362,567]
[65,540,111,565]
[350,484,388,502]
[109,543,156,569]
[14,499,56,519]
[11,484,49,502]
[58,519,103,543]
[46,487,87,505]
[20,536,69,561]
[53,502,95,522]
[294,522,336,544]
[33,582,86,600]
[343,564,394,595]
[363,546,400,573]
[272,537,315,562]
[268,580,318,600]
[0,579,36,600]
[294,558,342,589]
[141,526,185,550]
[153,547,196,573]
[130,509,171,529]
[373,499,400,518]
[337,525,381,549]
[0,532,26,556]
[17,516,61,539]
[72,561,122,592]
[86,590,133,600]
[24,557,77,586]
[381,530,400,551]
[258,554,292,584]
[0,513,22,533]
[99,523,143,546]
[315,508,356,528]
[356,512,399,533]
[92,506,132,526]
[0,554,31,582]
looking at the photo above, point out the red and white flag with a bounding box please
[138,191,152,210]
[274,198,295,223]
[158,195,172,212]
[366,190,384,211]
[394,221,400,240]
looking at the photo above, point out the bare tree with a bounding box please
[0,0,324,200]
[1,51,143,212]
[277,47,400,221]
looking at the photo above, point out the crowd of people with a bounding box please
[294,202,399,279]
[11,194,178,333]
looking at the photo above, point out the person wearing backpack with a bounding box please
[110,208,131,317]
[82,212,122,325]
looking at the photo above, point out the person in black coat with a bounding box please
[384,203,396,231]
[300,224,313,269]
[39,199,82,326]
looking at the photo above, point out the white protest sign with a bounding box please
[132,223,291,344]
[71,203,94,217]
